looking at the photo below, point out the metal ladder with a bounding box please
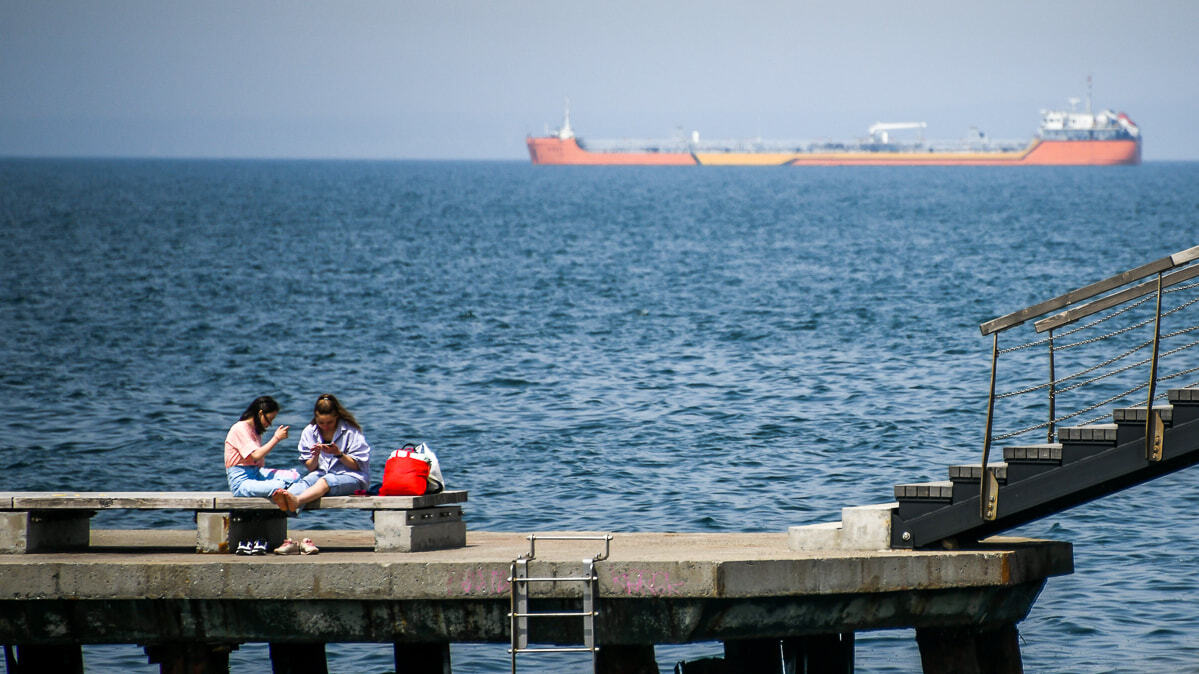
[508,534,613,673]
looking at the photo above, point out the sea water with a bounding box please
[2,159,1198,672]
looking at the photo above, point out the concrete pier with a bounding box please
[0,529,1071,673]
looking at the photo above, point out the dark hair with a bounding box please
[310,393,361,431]
[239,396,280,435]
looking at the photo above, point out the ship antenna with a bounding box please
[1087,74,1093,114]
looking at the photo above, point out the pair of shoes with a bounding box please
[299,537,319,555]
[270,488,299,513]
[235,540,268,556]
[274,539,300,555]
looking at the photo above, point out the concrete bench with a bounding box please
[0,490,467,554]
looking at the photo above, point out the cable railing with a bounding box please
[976,245,1199,521]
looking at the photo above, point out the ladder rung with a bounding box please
[510,575,594,583]
[509,610,595,619]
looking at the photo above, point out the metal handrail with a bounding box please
[1034,264,1199,333]
[519,534,613,563]
[976,245,1199,520]
[979,246,1199,336]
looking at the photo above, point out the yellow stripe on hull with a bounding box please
[696,146,1036,166]
[694,153,798,166]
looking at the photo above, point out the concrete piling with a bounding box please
[268,642,328,673]
[393,642,452,674]
[915,623,1023,674]
[5,643,84,673]
[143,643,235,674]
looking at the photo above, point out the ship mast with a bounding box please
[558,97,575,140]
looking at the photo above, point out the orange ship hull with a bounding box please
[526,137,1141,167]
[527,137,695,165]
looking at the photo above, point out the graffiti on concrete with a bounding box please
[447,567,510,596]
[610,569,685,596]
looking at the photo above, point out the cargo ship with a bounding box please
[526,95,1141,167]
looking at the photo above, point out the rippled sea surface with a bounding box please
[2,159,1199,673]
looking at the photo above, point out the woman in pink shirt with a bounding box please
[224,396,302,512]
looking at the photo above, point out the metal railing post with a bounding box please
[1146,272,1165,461]
[980,332,999,521]
[1047,329,1056,444]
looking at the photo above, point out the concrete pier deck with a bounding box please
[0,529,1072,671]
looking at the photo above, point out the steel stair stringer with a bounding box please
[891,411,1199,549]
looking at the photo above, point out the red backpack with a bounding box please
[379,444,431,496]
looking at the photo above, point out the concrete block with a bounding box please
[788,503,896,552]
[375,508,466,552]
[196,512,231,553]
[0,511,92,553]
[0,512,29,553]
[841,502,896,548]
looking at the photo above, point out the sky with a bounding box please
[2,0,1197,161]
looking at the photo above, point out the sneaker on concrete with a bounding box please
[250,540,268,556]
[299,538,319,555]
[234,541,253,556]
[274,539,300,555]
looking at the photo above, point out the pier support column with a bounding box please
[269,642,328,673]
[722,635,854,673]
[595,644,657,674]
[916,623,1022,674]
[784,633,855,673]
[393,642,451,674]
[724,638,781,671]
[5,644,83,673]
[144,643,236,674]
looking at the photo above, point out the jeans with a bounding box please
[226,466,302,498]
[287,470,365,499]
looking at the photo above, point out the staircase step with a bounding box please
[1169,388,1199,424]
[1113,405,1173,423]
[1058,423,1118,443]
[894,481,954,500]
[1114,405,1174,444]
[1168,387,1199,403]
[948,464,1008,501]
[948,463,1008,482]
[1003,444,1062,461]
[1003,444,1062,482]
[1057,424,1117,464]
[894,481,953,519]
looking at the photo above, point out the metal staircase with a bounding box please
[508,534,613,673]
[891,245,1199,549]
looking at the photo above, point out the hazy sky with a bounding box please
[2,1,1196,160]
